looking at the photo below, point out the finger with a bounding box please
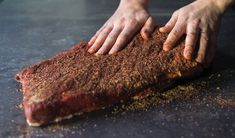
[88,35,98,46]
[163,20,186,51]
[88,26,113,53]
[159,12,178,33]
[88,23,108,46]
[108,23,137,54]
[184,20,199,60]
[196,29,209,63]
[96,26,122,55]
[140,16,155,40]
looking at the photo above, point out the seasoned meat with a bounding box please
[15,26,204,126]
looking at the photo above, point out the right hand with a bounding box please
[159,0,234,66]
[88,0,155,55]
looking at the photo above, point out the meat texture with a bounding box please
[15,26,204,126]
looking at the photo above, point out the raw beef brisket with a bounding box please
[15,26,204,126]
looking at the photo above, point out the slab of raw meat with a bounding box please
[15,26,204,126]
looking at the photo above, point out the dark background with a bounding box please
[0,0,234,137]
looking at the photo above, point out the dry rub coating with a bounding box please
[15,26,204,126]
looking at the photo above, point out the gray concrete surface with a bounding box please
[0,0,234,137]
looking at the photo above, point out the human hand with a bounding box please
[160,0,233,65]
[88,0,155,55]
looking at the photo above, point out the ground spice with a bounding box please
[111,80,207,114]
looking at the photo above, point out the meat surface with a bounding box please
[15,26,204,126]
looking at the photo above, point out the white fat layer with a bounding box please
[27,112,83,127]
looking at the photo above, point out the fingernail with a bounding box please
[88,48,93,53]
[163,44,170,51]
[96,51,102,55]
[94,53,100,56]
[108,51,114,55]
[185,52,191,60]
[159,27,165,32]
[88,41,92,46]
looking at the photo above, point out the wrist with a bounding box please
[210,0,234,14]
[120,0,149,9]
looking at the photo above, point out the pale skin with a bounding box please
[88,0,234,65]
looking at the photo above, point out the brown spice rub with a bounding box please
[216,96,235,107]
[15,26,204,126]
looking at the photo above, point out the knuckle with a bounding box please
[101,28,111,36]
[97,50,104,54]
[201,35,209,42]
[191,20,199,26]
[128,19,138,26]
[200,20,208,28]
[179,14,187,20]
[165,22,172,28]
[119,17,125,23]
[187,32,196,39]
[108,33,116,39]
[138,11,148,19]
[149,16,154,22]
[90,35,97,40]
[178,9,185,15]
[165,37,173,44]
[96,30,101,35]
[185,47,193,54]
[164,38,174,46]
[101,31,109,36]
[196,58,202,63]
[119,33,128,40]
[189,12,196,17]
[198,53,205,61]
[172,11,178,17]
[96,37,105,44]
[196,55,204,63]
[107,24,114,29]
[171,30,180,38]
[92,44,100,49]
[147,17,154,25]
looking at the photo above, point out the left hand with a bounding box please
[88,0,154,55]
[159,0,230,66]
